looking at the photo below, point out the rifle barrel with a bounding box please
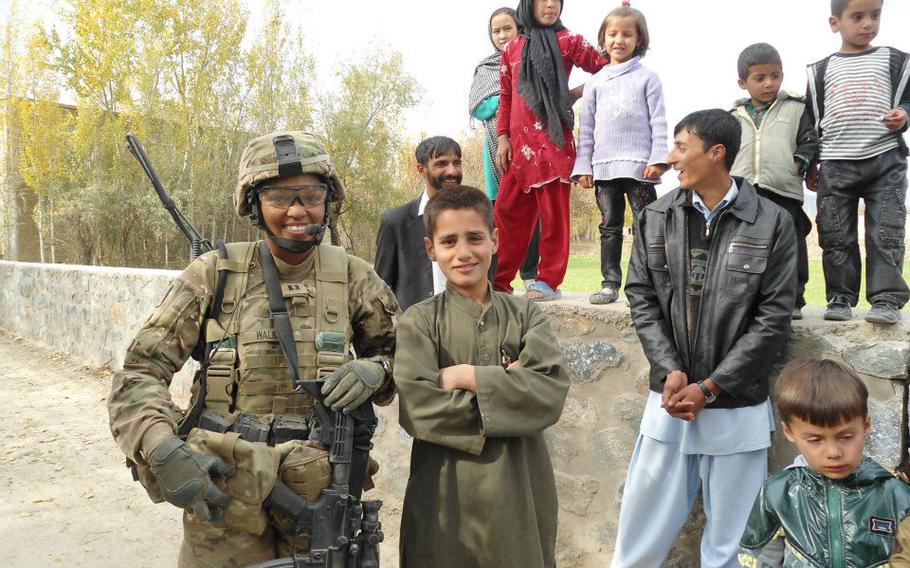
[125,133,214,256]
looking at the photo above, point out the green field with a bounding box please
[530,253,910,309]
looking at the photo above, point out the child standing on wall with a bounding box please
[571,1,667,305]
[730,43,818,319]
[806,0,910,324]
[394,186,569,568]
[494,0,607,301]
[739,359,910,566]
[469,6,541,288]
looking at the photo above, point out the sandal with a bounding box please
[524,281,562,302]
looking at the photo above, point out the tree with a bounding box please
[318,47,421,258]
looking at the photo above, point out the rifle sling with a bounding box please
[258,241,305,392]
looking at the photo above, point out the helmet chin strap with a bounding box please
[267,221,327,253]
[251,193,330,254]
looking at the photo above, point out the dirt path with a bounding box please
[0,330,181,566]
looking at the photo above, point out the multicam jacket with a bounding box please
[108,242,398,464]
[740,456,910,568]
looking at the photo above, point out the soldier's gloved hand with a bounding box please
[148,436,233,523]
[321,360,386,412]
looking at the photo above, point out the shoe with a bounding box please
[865,303,901,325]
[823,302,852,321]
[791,307,803,320]
[525,280,562,302]
[590,287,618,305]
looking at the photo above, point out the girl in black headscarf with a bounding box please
[492,0,606,301]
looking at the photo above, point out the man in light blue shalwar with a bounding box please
[612,109,798,568]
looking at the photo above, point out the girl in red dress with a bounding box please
[494,0,607,300]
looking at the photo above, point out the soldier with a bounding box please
[108,131,398,567]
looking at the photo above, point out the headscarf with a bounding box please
[468,10,505,119]
[469,8,519,185]
[516,0,573,147]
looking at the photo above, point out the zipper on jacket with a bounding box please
[736,106,764,185]
[727,242,769,254]
[807,64,822,132]
[753,97,781,185]
[689,209,728,379]
[826,481,845,568]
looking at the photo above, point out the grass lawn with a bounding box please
[538,253,910,309]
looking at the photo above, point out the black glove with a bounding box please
[148,436,233,522]
[321,360,385,412]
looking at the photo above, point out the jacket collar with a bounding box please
[407,195,423,219]
[656,177,759,224]
[789,455,895,488]
[732,90,800,110]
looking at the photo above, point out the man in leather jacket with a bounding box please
[611,109,797,568]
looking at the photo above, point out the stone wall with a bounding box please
[0,260,197,395]
[1,259,908,566]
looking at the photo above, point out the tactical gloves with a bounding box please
[321,360,386,412]
[148,436,233,522]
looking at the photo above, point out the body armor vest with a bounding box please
[196,242,353,418]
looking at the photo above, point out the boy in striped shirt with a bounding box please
[805,0,910,324]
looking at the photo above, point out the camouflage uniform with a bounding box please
[108,132,398,567]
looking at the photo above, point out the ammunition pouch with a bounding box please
[268,440,334,551]
[185,428,282,535]
[198,409,312,447]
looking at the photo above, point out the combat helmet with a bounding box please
[235,131,345,253]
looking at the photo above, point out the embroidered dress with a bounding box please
[497,30,606,191]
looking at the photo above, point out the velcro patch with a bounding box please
[282,282,311,297]
[869,516,896,537]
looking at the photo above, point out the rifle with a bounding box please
[125,133,214,258]
[251,400,384,568]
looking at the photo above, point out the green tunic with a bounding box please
[395,286,569,568]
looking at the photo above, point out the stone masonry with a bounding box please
[1,259,908,566]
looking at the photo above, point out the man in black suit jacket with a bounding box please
[375,136,463,312]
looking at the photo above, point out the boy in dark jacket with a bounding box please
[740,359,910,566]
[805,0,910,324]
[613,109,797,568]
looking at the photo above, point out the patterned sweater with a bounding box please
[571,56,668,182]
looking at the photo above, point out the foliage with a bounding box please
[3,0,420,268]
[318,49,421,258]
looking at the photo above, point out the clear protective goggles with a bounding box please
[257,183,328,210]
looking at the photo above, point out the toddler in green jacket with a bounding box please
[739,359,910,567]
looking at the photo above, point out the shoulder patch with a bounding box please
[869,516,897,537]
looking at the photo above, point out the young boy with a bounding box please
[739,359,910,566]
[393,185,569,568]
[806,0,910,324]
[732,43,819,319]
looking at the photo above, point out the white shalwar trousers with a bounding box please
[611,435,768,568]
